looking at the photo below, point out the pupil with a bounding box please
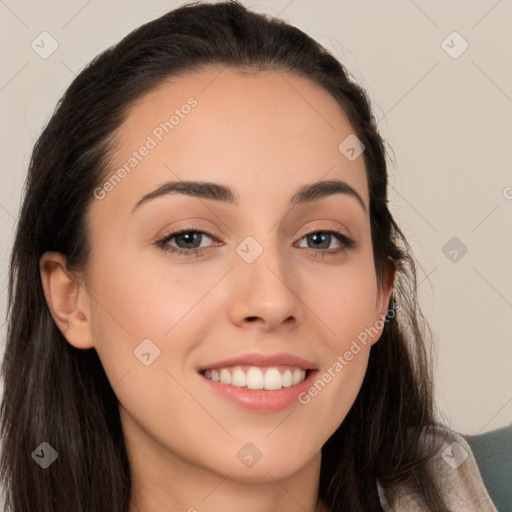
[179,232,200,248]
[310,233,329,249]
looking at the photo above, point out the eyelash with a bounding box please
[154,226,356,259]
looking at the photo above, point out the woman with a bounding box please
[0,1,497,511]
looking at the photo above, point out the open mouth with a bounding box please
[199,365,314,391]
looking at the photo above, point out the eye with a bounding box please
[155,228,218,258]
[296,229,356,257]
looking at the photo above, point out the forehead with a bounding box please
[100,67,369,214]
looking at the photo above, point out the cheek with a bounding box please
[86,244,220,401]
[298,332,372,445]
[86,252,203,450]
[294,258,377,422]
[298,256,379,344]
[88,242,211,340]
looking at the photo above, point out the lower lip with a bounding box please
[199,370,319,412]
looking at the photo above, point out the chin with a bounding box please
[204,443,320,483]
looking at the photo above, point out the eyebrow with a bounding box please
[130,179,367,214]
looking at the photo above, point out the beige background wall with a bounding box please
[0,0,511,435]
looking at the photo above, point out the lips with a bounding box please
[199,362,320,412]
[197,352,318,402]
[197,352,317,372]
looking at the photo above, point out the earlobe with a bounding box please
[370,256,397,346]
[381,256,396,316]
[39,251,95,350]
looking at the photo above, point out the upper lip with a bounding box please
[197,352,318,372]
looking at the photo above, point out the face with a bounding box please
[47,69,394,488]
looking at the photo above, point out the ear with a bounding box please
[370,255,396,346]
[39,251,95,350]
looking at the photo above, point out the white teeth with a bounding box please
[219,368,231,385]
[264,368,282,390]
[231,367,247,387]
[246,367,264,389]
[282,369,292,387]
[202,365,308,390]
[292,369,303,385]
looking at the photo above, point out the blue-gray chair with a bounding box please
[465,423,512,512]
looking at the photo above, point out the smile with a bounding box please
[200,365,309,391]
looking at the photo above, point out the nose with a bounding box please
[229,240,302,331]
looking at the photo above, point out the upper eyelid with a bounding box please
[159,227,217,242]
[159,218,353,238]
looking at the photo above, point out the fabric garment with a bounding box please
[377,425,499,511]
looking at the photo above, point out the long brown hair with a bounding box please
[1,1,450,510]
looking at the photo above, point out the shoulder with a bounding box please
[377,424,499,512]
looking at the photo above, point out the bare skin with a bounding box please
[40,68,395,512]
